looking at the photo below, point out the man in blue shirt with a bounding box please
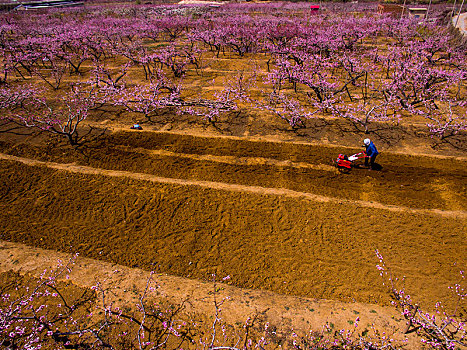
[363,138,379,170]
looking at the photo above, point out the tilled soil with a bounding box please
[0,130,465,310]
[0,131,465,211]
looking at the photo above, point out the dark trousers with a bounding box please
[365,155,377,169]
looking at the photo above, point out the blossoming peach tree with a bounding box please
[376,250,466,350]
[2,249,464,349]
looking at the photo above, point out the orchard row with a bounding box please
[0,2,466,144]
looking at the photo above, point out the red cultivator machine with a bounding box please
[334,151,367,173]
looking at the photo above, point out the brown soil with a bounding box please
[0,130,466,212]
[0,124,465,314]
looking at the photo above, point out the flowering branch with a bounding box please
[375,250,466,350]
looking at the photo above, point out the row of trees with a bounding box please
[1,252,465,349]
[0,3,466,144]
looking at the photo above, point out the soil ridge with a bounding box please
[1,152,465,219]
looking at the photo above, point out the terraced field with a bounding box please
[0,129,465,310]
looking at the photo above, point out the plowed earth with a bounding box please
[0,129,465,311]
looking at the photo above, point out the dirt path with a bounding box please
[0,240,418,348]
[1,152,464,219]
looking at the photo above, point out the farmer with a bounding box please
[363,138,378,170]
